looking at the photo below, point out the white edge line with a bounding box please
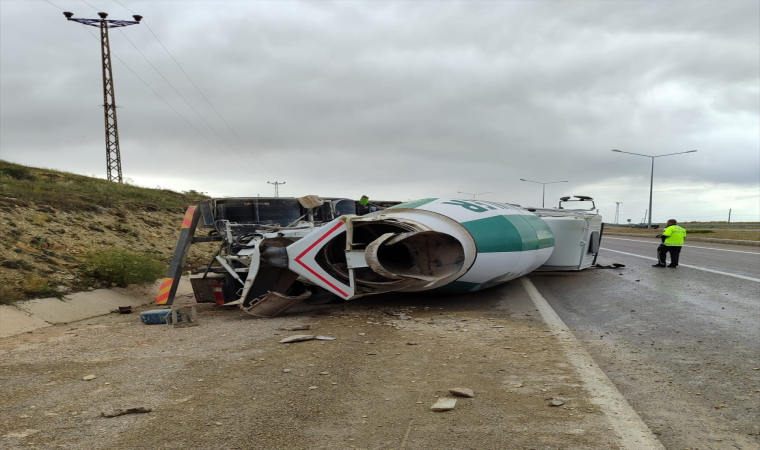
[604,237,760,255]
[521,277,665,450]
[600,248,760,282]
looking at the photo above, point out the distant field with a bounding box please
[604,226,760,242]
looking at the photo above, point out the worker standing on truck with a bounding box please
[652,219,687,268]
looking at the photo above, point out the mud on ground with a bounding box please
[0,284,620,449]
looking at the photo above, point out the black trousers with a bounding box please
[657,245,682,266]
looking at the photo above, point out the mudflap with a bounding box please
[240,290,312,317]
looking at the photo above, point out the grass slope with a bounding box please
[0,160,216,303]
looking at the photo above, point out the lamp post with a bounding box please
[519,179,568,208]
[611,149,697,229]
[457,191,490,199]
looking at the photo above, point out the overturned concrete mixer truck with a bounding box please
[155,196,603,316]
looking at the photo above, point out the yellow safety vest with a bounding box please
[663,225,686,246]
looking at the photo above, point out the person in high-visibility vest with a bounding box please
[653,219,687,268]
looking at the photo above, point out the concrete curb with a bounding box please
[603,232,760,247]
[0,277,194,339]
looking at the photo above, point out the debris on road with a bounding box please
[549,399,565,407]
[82,374,97,381]
[315,336,336,340]
[101,407,152,418]
[449,388,475,398]
[279,335,315,343]
[280,325,311,331]
[431,398,457,411]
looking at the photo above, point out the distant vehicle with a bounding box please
[631,223,659,229]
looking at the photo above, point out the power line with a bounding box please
[45,0,262,170]
[112,0,272,174]
[114,29,262,174]
[43,0,65,11]
[75,24,249,170]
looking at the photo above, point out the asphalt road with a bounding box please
[529,237,760,450]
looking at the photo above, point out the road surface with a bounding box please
[529,236,760,450]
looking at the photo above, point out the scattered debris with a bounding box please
[513,383,523,388]
[101,407,152,418]
[319,372,329,375]
[386,311,413,320]
[449,388,475,398]
[407,342,419,345]
[714,404,727,409]
[308,386,318,390]
[279,335,315,343]
[82,374,97,381]
[431,398,457,411]
[282,369,291,373]
[365,352,377,355]
[315,336,336,341]
[491,325,504,328]
[549,399,565,407]
[118,306,132,314]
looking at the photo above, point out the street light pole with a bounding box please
[519,179,568,208]
[457,191,490,199]
[611,149,697,229]
[63,11,142,183]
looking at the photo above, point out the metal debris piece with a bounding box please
[279,334,315,343]
[549,399,565,407]
[315,336,336,340]
[82,375,97,381]
[101,407,152,418]
[430,398,457,411]
[449,388,475,398]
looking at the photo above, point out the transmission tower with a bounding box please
[614,202,623,224]
[63,11,142,183]
[268,181,286,197]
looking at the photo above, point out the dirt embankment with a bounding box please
[0,200,215,302]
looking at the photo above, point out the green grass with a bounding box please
[0,160,208,213]
[82,249,167,288]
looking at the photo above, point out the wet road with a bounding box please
[529,238,760,450]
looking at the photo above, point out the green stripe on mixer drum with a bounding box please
[388,198,438,210]
[520,215,555,249]
[461,214,553,253]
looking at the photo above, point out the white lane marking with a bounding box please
[521,278,665,450]
[604,237,760,255]
[600,248,760,282]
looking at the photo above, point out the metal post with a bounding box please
[541,184,545,208]
[614,202,622,224]
[647,157,654,229]
[611,149,697,231]
[99,17,121,183]
[518,179,567,208]
[63,11,142,183]
[728,208,731,223]
[268,181,286,197]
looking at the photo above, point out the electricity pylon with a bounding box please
[63,11,142,183]
[268,181,286,197]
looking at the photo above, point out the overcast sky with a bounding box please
[1,0,758,223]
